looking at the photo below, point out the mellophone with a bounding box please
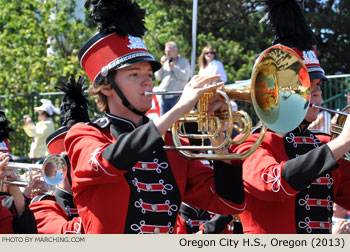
[146,44,350,161]
[146,44,311,160]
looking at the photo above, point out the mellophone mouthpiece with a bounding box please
[144,90,183,96]
[311,104,348,116]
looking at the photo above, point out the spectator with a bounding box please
[155,41,191,115]
[23,99,60,163]
[198,45,227,83]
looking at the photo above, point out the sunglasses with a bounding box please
[205,52,215,55]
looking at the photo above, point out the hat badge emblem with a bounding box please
[127,35,147,50]
[302,50,319,65]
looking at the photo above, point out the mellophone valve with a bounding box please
[1,154,67,192]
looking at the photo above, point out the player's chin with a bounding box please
[138,102,152,112]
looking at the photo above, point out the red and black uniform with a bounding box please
[29,187,83,234]
[1,193,37,234]
[198,214,243,234]
[232,126,350,234]
[174,203,211,234]
[64,113,246,234]
[28,127,83,234]
[175,203,241,234]
[0,199,13,234]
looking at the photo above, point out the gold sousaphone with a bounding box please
[146,45,311,160]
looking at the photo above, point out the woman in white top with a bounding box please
[198,45,227,83]
[23,99,60,163]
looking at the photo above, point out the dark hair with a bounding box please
[198,45,217,69]
[38,111,50,118]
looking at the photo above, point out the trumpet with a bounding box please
[146,44,311,160]
[312,104,350,161]
[1,154,67,192]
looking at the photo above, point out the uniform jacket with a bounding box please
[174,202,211,234]
[1,193,37,234]
[174,203,240,234]
[64,113,246,234]
[29,187,82,234]
[0,202,13,234]
[232,126,350,234]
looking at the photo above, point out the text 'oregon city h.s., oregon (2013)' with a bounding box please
[178,237,346,249]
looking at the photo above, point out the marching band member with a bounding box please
[175,203,242,234]
[29,77,89,234]
[0,152,13,234]
[174,203,212,234]
[64,0,245,234]
[0,109,37,234]
[231,0,350,234]
[197,214,243,234]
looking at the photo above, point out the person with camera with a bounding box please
[155,41,190,115]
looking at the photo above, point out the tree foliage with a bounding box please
[0,0,349,156]
[1,0,348,92]
[304,0,350,74]
[0,0,94,95]
[139,0,271,82]
[140,0,349,80]
[0,0,95,156]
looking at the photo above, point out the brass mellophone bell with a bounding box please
[1,154,67,192]
[145,44,311,160]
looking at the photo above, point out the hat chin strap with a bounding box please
[297,119,312,133]
[107,75,146,116]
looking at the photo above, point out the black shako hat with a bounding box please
[261,0,327,80]
[78,0,161,87]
